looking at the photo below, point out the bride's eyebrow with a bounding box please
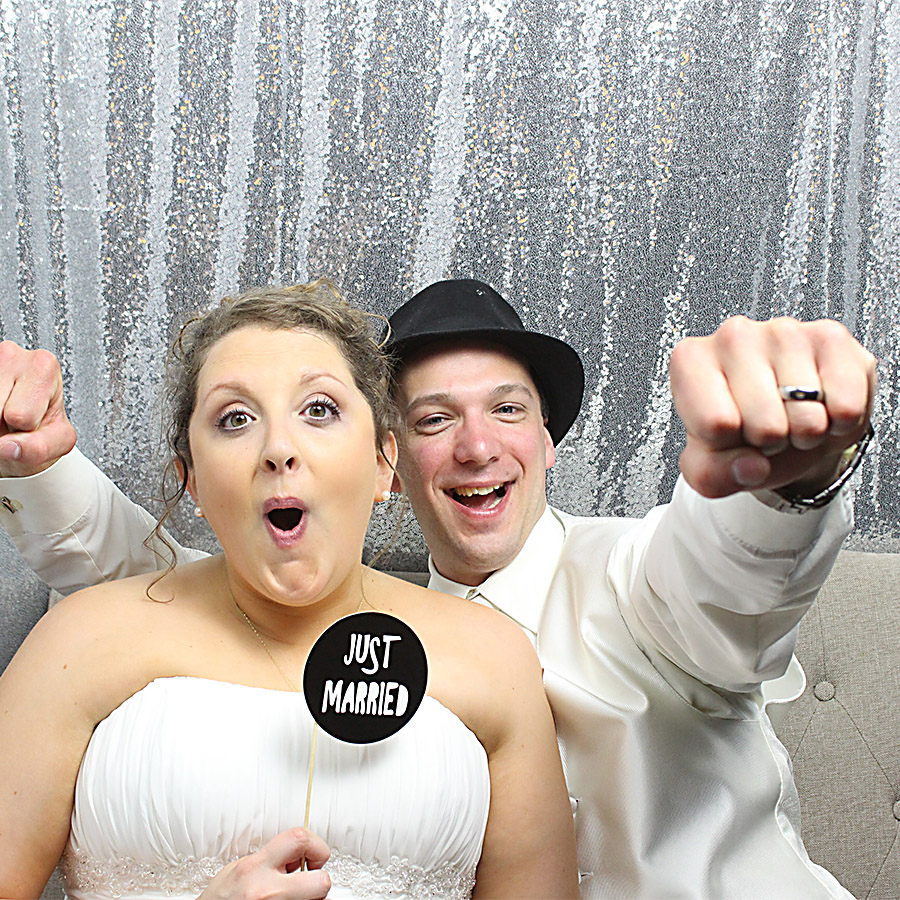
[202,371,349,401]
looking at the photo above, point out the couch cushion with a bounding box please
[774,549,900,900]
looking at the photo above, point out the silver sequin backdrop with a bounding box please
[2,0,900,639]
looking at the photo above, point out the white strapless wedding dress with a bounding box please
[60,677,490,900]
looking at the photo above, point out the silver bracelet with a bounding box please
[755,424,874,514]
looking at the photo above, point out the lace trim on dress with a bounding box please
[60,847,226,896]
[61,847,476,899]
[327,850,476,899]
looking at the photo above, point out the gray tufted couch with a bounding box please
[772,550,900,900]
[1,548,896,899]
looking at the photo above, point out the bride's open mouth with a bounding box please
[263,499,307,544]
[266,507,303,531]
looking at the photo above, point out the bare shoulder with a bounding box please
[40,566,185,645]
[49,554,220,627]
[25,573,155,653]
[5,557,220,724]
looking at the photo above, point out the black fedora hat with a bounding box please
[386,279,584,445]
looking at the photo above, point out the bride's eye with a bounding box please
[304,397,340,421]
[217,409,252,431]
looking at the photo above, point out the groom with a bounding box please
[0,279,874,898]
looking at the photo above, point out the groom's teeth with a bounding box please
[454,485,503,497]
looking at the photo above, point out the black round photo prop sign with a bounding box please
[303,612,428,744]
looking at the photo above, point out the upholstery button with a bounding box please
[893,801,900,822]
[813,681,835,701]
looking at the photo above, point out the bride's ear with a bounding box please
[174,457,198,504]
[376,432,399,500]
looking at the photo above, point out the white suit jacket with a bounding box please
[0,449,855,899]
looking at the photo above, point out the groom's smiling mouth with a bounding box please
[448,483,509,511]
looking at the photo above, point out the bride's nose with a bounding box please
[260,421,299,473]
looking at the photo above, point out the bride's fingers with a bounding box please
[282,866,331,900]
[197,828,331,900]
[263,827,331,899]
[258,826,331,872]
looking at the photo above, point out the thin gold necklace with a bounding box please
[231,581,371,690]
[234,602,301,692]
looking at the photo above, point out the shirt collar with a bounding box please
[427,505,567,635]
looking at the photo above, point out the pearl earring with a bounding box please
[194,506,205,518]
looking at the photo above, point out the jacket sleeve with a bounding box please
[0,448,207,597]
[609,476,852,694]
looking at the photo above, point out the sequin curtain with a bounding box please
[1,0,899,598]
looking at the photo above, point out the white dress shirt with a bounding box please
[1,450,855,898]
[431,485,854,899]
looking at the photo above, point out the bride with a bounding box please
[0,281,578,899]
